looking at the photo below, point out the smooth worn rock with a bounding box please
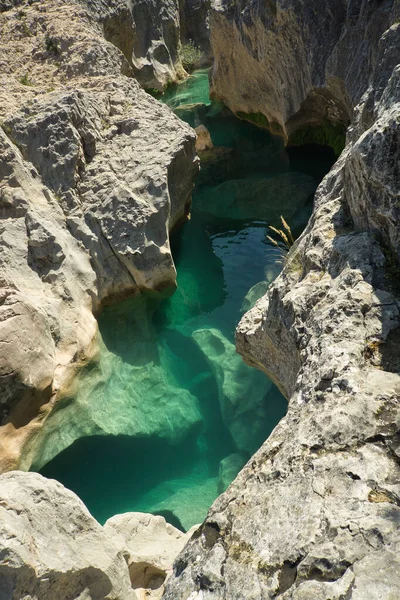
[217,452,247,494]
[0,0,198,471]
[104,512,198,599]
[164,7,400,600]
[129,0,185,90]
[147,477,219,532]
[0,471,136,600]
[195,124,213,151]
[192,327,271,454]
[27,335,202,471]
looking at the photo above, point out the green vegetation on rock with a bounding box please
[237,111,284,137]
[178,41,203,71]
[288,119,346,156]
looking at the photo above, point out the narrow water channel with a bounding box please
[37,71,335,530]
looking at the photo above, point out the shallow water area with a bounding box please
[38,70,335,529]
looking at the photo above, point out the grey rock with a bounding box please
[164,7,400,600]
[209,0,397,143]
[129,0,184,91]
[0,471,136,599]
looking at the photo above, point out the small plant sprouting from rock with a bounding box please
[267,216,295,261]
[45,36,60,56]
[19,73,33,86]
[267,216,302,274]
[178,41,202,71]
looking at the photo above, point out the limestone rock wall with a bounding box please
[163,5,400,600]
[0,0,198,470]
[209,0,396,142]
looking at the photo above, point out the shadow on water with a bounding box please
[38,69,336,529]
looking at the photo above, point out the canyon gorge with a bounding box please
[0,0,399,598]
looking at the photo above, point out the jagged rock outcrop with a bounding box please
[163,4,400,600]
[0,0,198,471]
[95,0,211,92]
[0,471,137,599]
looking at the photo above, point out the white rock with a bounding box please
[0,471,136,600]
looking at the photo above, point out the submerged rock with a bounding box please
[217,452,247,494]
[195,172,316,222]
[0,471,136,600]
[191,328,271,454]
[240,263,281,313]
[27,338,202,471]
[147,477,219,532]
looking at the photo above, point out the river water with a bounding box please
[38,70,335,530]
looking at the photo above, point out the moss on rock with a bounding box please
[288,119,346,156]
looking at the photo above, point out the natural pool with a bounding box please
[37,70,335,530]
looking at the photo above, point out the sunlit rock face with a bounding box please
[0,471,136,600]
[0,0,198,471]
[164,6,400,600]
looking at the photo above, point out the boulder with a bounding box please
[195,124,213,151]
[0,471,136,600]
[104,512,198,599]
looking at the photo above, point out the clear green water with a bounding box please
[38,70,335,530]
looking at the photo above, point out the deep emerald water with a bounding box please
[38,70,335,530]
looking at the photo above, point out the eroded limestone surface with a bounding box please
[104,512,199,599]
[163,4,400,600]
[0,0,198,471]
[0,471,202,600]
[0,471,136,600]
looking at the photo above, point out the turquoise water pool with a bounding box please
[38,70,335,530]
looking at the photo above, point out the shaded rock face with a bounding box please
[163,8,400,600]
[0,471,136,600]
[209,0,395,144]
[129,0,184,90]
[94,0,211,92]
[0,0,198,470]
[179,0,212,61]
